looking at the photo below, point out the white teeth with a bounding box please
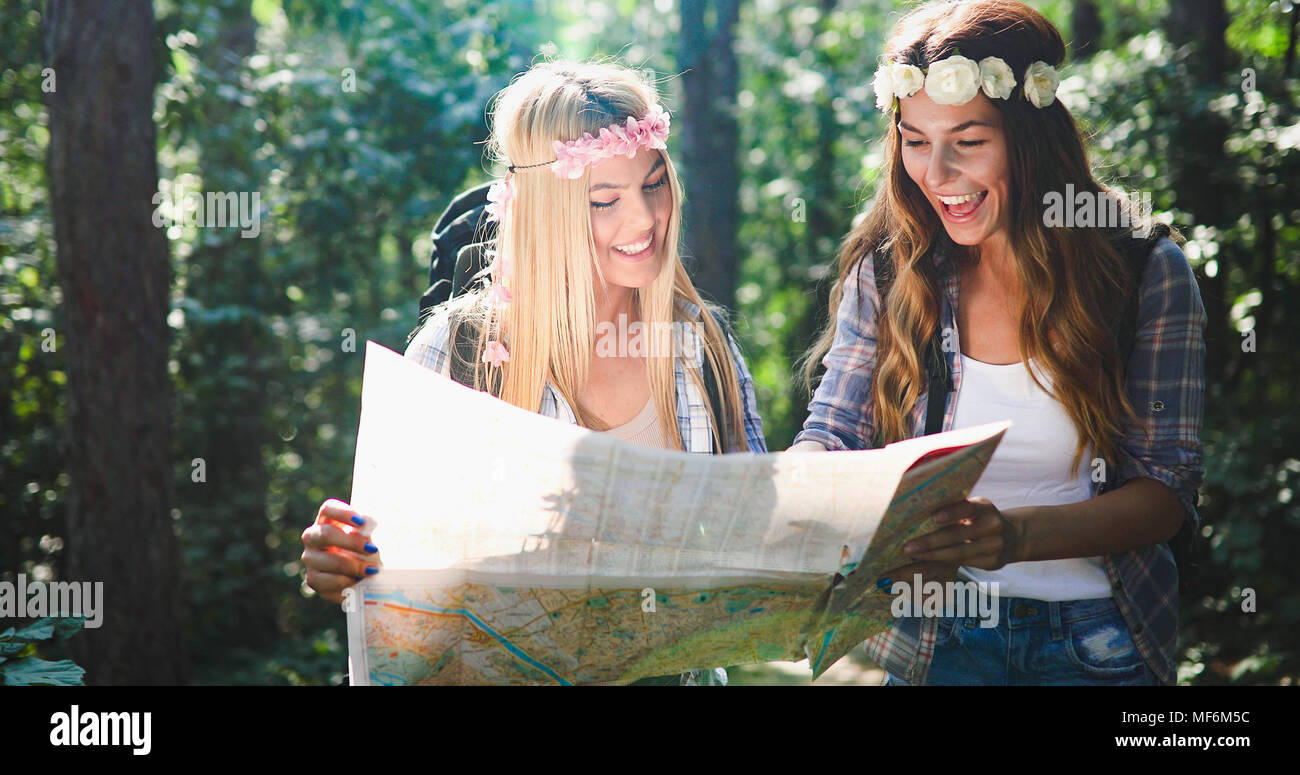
[614,235,652,254]
[938,191,985,205]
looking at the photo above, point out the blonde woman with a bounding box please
[301,60,766,685]
[792,0,1205,685]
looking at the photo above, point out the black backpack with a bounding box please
[870,223,1203,593]
[415,183,737,453]
[418,182,495,320]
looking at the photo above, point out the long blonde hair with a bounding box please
[799,0,1181,474]
[433,59,748,452]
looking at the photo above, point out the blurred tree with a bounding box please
[680,0,741,310]
[45,0,184,684]
[1070,0,1101,60]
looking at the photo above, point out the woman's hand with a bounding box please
[903,497,1027,571]
[301,499,381,605]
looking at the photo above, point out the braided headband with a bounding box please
[873,54,1060,113]
[477,104,671,366]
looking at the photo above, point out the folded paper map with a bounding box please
[345,341,1008,685]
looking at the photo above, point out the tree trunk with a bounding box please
[45,0,184,684]
[1164,0,1228,78]
[1070,0,1102,62]
[679,0,740,310]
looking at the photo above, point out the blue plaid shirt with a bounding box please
[404,296,767,685]
[794,237,1206,685]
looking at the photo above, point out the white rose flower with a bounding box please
[1022,60,1060,108]
[891,63,926,99]
[924,55,981,106]
[873,63,895,111]
[978,56,1016,101]
[873,63,925,111]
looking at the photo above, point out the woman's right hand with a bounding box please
[301,499,381,605]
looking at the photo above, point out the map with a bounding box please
[345,342,1008,685]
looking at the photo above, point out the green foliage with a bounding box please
[1058,15,1300,683]
[0,2,69,590]
[0,617,86,686]
[152,0,550,681]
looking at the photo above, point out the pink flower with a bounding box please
[489,281,513,309]
[482,340,510,366]
[551,139,588,179]
[547,104,672,178]
[639,104,671,150]
[623,115,650,152]
[484,177,514,223]
[599,125,635,159]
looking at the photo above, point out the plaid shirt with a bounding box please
[794,237,1206,685]
[404,296,767,686]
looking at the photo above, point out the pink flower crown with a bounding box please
[476,104,671,367]
[483,104,671,222]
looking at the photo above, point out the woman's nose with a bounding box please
[626,189,657,231]
[924,143,960,192]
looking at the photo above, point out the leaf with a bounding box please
[1,657,86,686]
[9,618,55,643]
[0,618,85,655]
[52,617,85,640]
[0,640,29,658]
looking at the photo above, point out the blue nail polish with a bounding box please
[350,514,365,526]
[364,542,378,554]
[876,577,892,590]
[365,566,379,575]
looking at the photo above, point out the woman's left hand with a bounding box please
[903,498,1027,571]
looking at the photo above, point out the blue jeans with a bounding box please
[884,596,1159,686]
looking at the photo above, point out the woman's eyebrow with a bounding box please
[898,119,995,134]
[590,158,666,192]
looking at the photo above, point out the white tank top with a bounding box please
[603,396,669,449]
[951,354,1112,600]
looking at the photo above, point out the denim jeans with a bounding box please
[884,595,1159,686]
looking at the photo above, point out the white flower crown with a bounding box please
[873,54,1060,113]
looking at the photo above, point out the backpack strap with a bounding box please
[872,246,950,437]
[699,307,732,454]
[923,331,951,436]
[1112,222,1172,369]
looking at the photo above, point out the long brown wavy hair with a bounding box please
[800,0,1181,474]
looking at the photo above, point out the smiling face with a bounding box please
[897,89,1013,249]
[587,150,671,295]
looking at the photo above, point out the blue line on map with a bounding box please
[368,588,573,686]
[810,629,835,675]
